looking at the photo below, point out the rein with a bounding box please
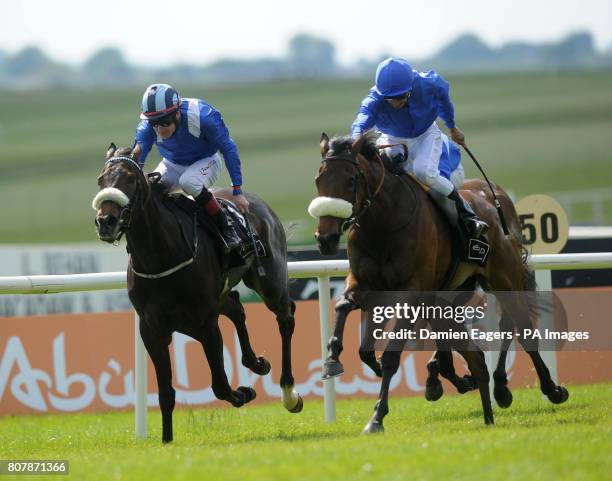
[322,151,385,233]
[103,156,198,279]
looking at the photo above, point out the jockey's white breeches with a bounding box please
[377,122,464,196]
[153,153,222,197]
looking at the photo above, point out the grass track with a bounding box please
[1,383,611,480]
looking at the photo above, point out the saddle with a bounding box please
[163,193,266,264]
[400,174,490,266]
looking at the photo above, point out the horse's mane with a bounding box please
[328,132,399,173]
[114,146,172,197]
[328,132,380,162]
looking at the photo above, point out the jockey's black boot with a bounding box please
[447,189,488,238]
[213,208,241,254]
[195,190,241,254]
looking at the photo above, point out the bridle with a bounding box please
[320,150,385,233]
[102,156,150,242]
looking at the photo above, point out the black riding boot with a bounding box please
[195,190,241,254]
[447,189,488,238]
[214,209,241,254]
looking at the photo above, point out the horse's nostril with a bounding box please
[107,216,117,227]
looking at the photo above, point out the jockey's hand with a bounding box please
[233,194,250,213]
[449,127,466,147]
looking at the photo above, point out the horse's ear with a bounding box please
[130,143,142,162]
[320,133,330,158]
[351,135,366,156]
[106,142,117,160]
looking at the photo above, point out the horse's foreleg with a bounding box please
[322,295,356,379]
[358,311,382,377]
[437,349,478,394]
[363,349,401,434]
[140,322,175,444]
[199,320,256,408]
[221,291,271,376]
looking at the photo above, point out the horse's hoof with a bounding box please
[425,381,444,402]
[546,386,569,404]
[322,360,344,379]
[494,386,513,408]
[462,375,477,392]
[237,386,257,404]
[288,394,303,413]
[253,357,271,376]
[362,421,384,434]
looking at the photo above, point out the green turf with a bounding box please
[1,71,611,244]
[1,383,610,480]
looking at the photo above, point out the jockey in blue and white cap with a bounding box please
[135,83,246,253]
[351,57,488,238]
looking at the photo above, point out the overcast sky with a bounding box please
[1,0,611,67]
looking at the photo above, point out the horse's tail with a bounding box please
[520,240,553,321]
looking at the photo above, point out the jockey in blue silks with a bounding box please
[351,57,488,238]
[135,83,246,253]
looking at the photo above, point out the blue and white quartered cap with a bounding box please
[140,83,180,120]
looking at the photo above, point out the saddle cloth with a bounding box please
[164,193,266,260]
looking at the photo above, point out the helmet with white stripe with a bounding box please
[140,83,180,120]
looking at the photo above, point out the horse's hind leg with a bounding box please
[456,348,494,425]
[247,276,303,412]
[322,294,356,379]
[221,290,271,376]
[499,295,569,405]
[139,321,175,443]
[517,335,569,404]
[492,313,514,408]
[197,319,257,408]
[425,350,477,402]
[275,297,304,412]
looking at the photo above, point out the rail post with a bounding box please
[317,275,336,422]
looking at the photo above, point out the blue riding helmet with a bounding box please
[374,57,415,98]
[140,83,180,120]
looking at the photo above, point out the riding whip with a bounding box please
[462,146,510,236]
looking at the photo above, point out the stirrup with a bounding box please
[469,219,488,238]
[221,232,240,254]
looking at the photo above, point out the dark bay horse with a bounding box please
[93,144,302,443]
[310,133,568,433]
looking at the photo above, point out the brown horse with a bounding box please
[93,144,303,443]
[310,133,568,433]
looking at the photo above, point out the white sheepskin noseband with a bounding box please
[92,187,130,210]
[308,196,353,219]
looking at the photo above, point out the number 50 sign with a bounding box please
[515,194,569,254]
